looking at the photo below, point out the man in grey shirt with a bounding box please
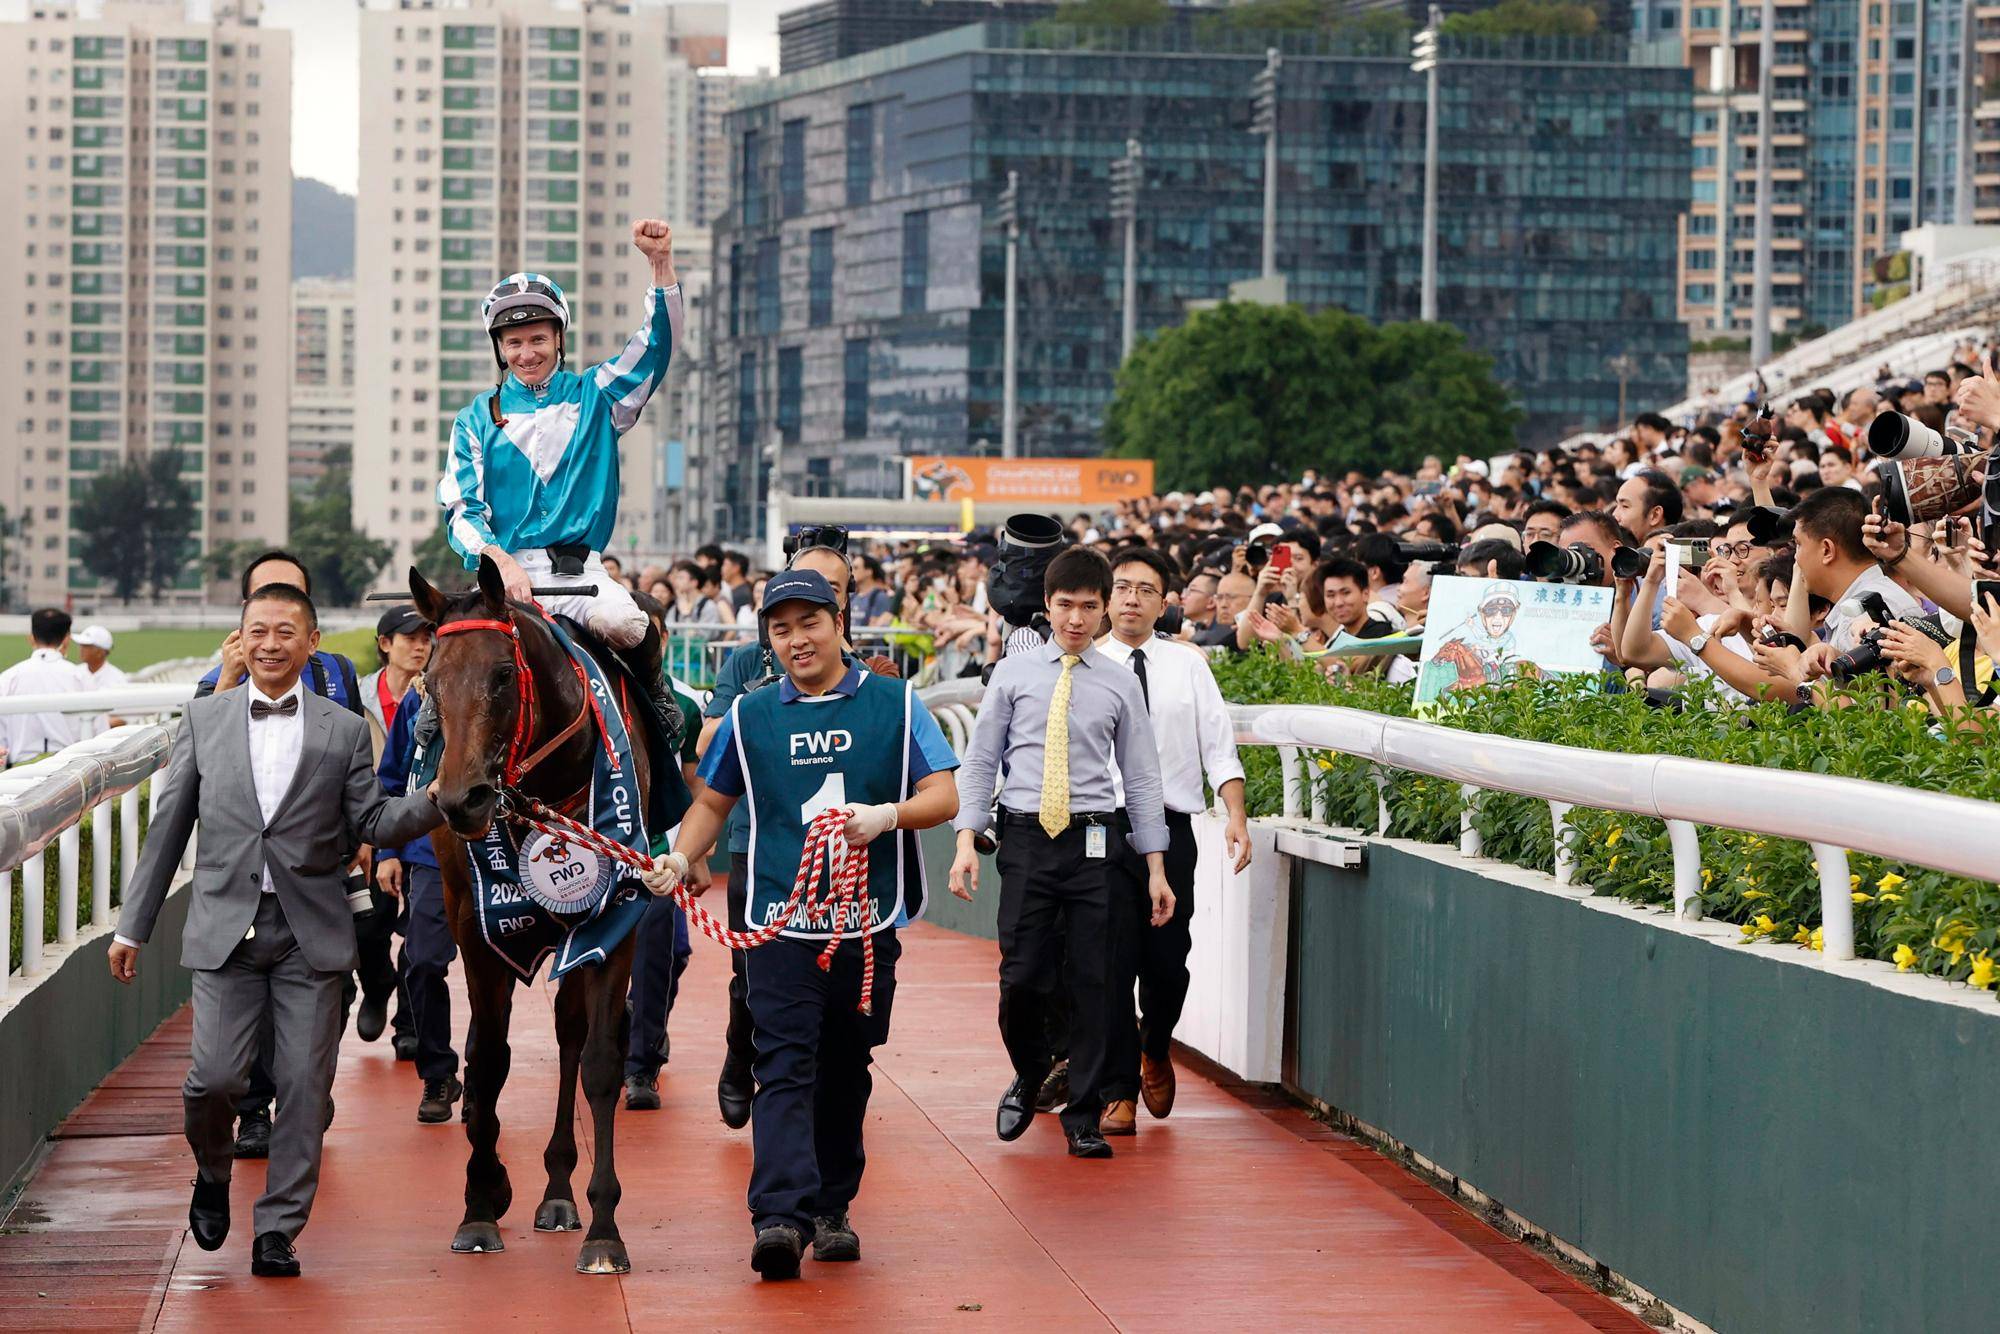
[949,548,1172,1160]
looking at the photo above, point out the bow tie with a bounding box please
[250,695,299,719]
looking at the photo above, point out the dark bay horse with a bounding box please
[409,555,652,1275]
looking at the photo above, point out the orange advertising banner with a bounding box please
[907,456,1156,506]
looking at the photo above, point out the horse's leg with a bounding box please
[533,973,588,1232]
[575,934,637,1274]
[452,943,516,1254]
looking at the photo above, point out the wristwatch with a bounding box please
[1934,665,1958,688]
[1687,632,1711,655]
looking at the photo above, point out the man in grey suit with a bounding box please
[108,584,443,1278]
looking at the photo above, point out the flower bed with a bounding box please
[1211,653,2000,994]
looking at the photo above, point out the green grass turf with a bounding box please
[0,625,380,675]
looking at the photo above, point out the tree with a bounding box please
[73,450,199,602]
[1103,302,1520,492]
[1051,0,1170,25]
[410,525,469,592]
[204,444,391,605]
[1441,0,1598,38]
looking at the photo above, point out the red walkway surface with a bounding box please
[3,925,1646,1332]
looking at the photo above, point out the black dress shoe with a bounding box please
[232,1111,271,1160]
[1065,1127,1114,1159]
[392,1032,419,1062]
[418,1075,463,1124]
[251,1231,300,1278]
[996,1076,1040,1142]
[356,990,389,1043]
[750,1223,804,1281]
[624,1072,661,1111]
[717,1062,752,1130]
[188,1175,230,1251]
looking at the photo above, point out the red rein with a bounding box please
[435,612,610,786]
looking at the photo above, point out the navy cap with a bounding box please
[758,569,840,617]
[376,604,431,638]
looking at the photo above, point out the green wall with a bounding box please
[1290,842,2000,1334]
[916,824,998,939]
[1,888,193,1200]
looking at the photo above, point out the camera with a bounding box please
[1867,410,1976,461]
[986,513,1069,629]
[1242,541,1269,571]
[1524,541,1648,585]
[1744,505,1794,547]
[1827,592,1953,683]
[1395,540,1461,564]
[1740,404,1777,461]
[1156,604,1186,637]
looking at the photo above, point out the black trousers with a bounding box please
[1103,811,1198,1103]
[625,892,692,1080]
[400,864,459,1082]
[722,861,756,1077]
[995,818,1111,1137]
[240,878,398,1117]
[745,930,900,1237]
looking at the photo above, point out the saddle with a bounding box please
[551,615,691,836]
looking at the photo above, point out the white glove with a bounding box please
[640,851,689,896]
[841,803,899,847]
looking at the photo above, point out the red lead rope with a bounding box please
[510,801,878,1014]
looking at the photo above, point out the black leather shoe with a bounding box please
[812,1212,860,1262]
[717,1062,752,1130]
[997,1076,1040,1142]
[251,1231,300,1278]
[624,1072,660,1111]
[418,1075,463,1124]
[392,1032,419,1062]
[188,1175,229,1251]
[1065,1127,1114,1159]
[232,1111,271,1160]
[750,1223,804,1281]
[356,990,389,1043]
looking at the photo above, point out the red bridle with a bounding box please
[433,610,609,789]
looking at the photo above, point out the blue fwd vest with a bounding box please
[731,674,926,940]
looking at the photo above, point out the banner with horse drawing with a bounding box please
[1413,575,1611,713]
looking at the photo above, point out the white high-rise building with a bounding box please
[0,0,291,606]
[290,277,355,494]
[691,68,751,227]
[353,0,725,586]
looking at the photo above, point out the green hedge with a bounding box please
[1211,654,2000,995]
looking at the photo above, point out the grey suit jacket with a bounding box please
[116,686,442,973]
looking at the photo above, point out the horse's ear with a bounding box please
[409,566,447,625]
[476,552,509,613]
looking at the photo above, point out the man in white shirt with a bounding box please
[1094,548,1252,1136]
[73,625,129,737]
[0,608,88,766]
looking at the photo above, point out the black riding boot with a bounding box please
[617,621,684,749]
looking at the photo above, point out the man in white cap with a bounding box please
[74,625,129,737]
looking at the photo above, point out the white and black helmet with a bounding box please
[482,271,570,337]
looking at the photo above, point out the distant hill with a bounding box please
[293,177,355,280]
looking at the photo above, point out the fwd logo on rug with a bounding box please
[789,729,853,761]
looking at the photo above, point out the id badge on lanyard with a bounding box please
[1085,824,1107,859]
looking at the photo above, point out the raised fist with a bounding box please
[631,219,673,260]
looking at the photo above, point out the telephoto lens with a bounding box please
[1867,410,1963,460]
[1524,540,1605,585]
[1744,505,1795,546]
[1394,540,1461,563]
[1609,546,1651,580]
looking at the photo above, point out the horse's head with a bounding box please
[410,555,521,840]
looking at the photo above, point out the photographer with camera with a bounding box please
[1755,489,1924,707]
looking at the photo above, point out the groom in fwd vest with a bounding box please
[644,569,960,1282]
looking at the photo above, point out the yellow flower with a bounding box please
[1741,888,1767,901]
[1606,827,1622,847]
[1935,922,1972,965]
[1971,954,1998,990]
[1740,921,1759,938]
[1752,914,1777,937]
[1791,926,1811,945]
[1809,928,1824,952]
[1607,855,1619,873]
[1852,892,1873,904]
[1848,873,1861,892]
[1877,872,1907,894]
[1893,944,1918,972]
[1881,892,1903,904]
[1315,755,1334,772]
[1701,868,1714,887]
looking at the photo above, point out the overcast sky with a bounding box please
[1,0,791,193]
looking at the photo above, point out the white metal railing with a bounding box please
[1,724,174,1000]
[0,683,197,718]
[913,682,2000,968]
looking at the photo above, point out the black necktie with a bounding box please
[251,695,299,720]
[1130,648,1151,713]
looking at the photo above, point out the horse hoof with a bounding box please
[451,1222,506,1254]
[534,1199,581,1232]
[576,1239,631,1275]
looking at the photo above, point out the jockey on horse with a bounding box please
[419,219,685,749]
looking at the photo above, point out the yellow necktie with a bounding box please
[1039,654,1081,838]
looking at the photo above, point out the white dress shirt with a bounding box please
[81,660,131,737]
[0,647,88,766]
[1097,634,1246,813]
[247,678,308,893]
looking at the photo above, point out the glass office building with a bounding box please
[704,22,1690,538]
